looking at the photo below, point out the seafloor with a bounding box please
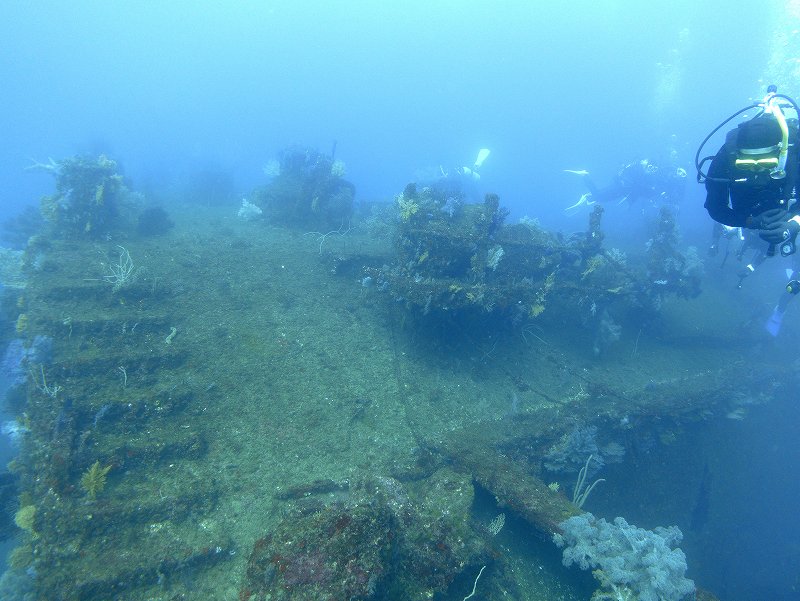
[5,203,795,600]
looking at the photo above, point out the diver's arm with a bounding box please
[704,184,742,226]
[704,151,744,227]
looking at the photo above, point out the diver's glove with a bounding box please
[759,216,800,245]
[746,207,786,231]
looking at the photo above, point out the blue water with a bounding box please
[0,1,772,219]
[0,2,797,599]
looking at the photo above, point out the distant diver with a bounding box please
[440,147,491,182]
[564,159,686,212]
[696,85,800,335]
[436,148,491,200]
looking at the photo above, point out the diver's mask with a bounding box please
[734,144,781,173]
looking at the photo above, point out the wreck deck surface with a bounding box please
[10,204,787,600]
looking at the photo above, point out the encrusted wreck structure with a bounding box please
[250,147,355,229]
[0,161,774,600]
[366,184,702,356]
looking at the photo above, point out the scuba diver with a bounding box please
[696,85,800,335]
[435,148,491,201]
[439,148,491,184]
[565,159,687,212]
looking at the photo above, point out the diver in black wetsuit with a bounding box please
[698,87,800,335]
[704,116,799,238]
[565,159,686,211]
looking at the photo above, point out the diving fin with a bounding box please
[474,148,491,170]
[565,193,595,212]
[765,306,783,337]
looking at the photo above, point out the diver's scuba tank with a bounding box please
[459,166,480,181]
